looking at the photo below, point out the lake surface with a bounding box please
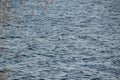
[0,0,120,80]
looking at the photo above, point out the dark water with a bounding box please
[0,0,120,80]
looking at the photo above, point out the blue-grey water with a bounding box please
[0,0,120,80]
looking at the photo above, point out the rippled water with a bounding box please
[0,0,120,80]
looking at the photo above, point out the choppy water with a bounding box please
[0,0,120,80]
